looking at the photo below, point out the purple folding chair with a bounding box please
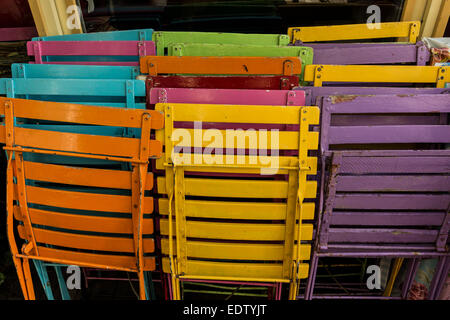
[27,40,155,65]
[294,41,430,66]
[304,94,450,300]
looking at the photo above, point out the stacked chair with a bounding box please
[2,28,157,300]
[1,20,449,300]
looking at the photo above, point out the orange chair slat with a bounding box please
[139,56,302,76]
[23,161,154,191]
[36,247,156,271]
[13,206,154,235]
[14,186,154,214]
[13,127,162,158]
[0,97,164,130]
[18,226,155,254]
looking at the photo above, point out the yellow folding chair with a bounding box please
[155,102,320,300]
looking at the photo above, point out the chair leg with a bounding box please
[288,279,298,300]
[22,258,35,300]
[304,253,319,300]
[32,260,54,300]
[54,266,71,300]
[11,255,29,300]
[166,273,173,300]
[171,275,181,300]
[144,271,156,300]
[401,258,420,299]
[138,269,146,300]
[428,256,448,300]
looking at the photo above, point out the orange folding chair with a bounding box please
[0,97,164,300]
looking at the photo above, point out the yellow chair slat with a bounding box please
[288,21,420,43]
[161,239,311,261]
[158,198,316,221]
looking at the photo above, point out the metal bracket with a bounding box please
[286,90,296,106]
[125,80,134,109]
[32,41,43,64]
[172,44,183,56]
[147,60,157,76]
[437,67,446,88]
[137,40,146,57]
[408,22,420,44]
[279,34,290,45]
[291,28,301,43]
[280,77,291,90]
[138,31,146,41]
[314,65,324,87]
[158,88,168,103]
[416,42,429,66]
[283,60,295,76]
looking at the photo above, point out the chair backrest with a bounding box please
[27,41,156,65]
[304,65,449,88]
[1,97,163,299]
[317,94,450,254]
[11,63,140,79]
[288,21,420,44]
[152,90,309,175]
[145,75,299,90]
[0,78,145,166]
[155,102,319,299]
[140,56,302,76]
[147,88,305,106]
[319,150,449,254]
[32,28,154,41]
[319,94,450,152]
[152,31,290,56]
[0,78,145,108]
[295,42,429,66]
[299,86,450,106]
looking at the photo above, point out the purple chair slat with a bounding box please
[148,88,306,106]
[333,194,449,210]
[300,86,449,106]
[295,41,429,66]
[328,125,450,144]
[336,175,450,192]
[338,154,450,174]
[326,94,450,114]
[27,40,156,65]
[332,114,443,126]
[318,249,443,257]
[328,228,439,243]
[330,212,445,226]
